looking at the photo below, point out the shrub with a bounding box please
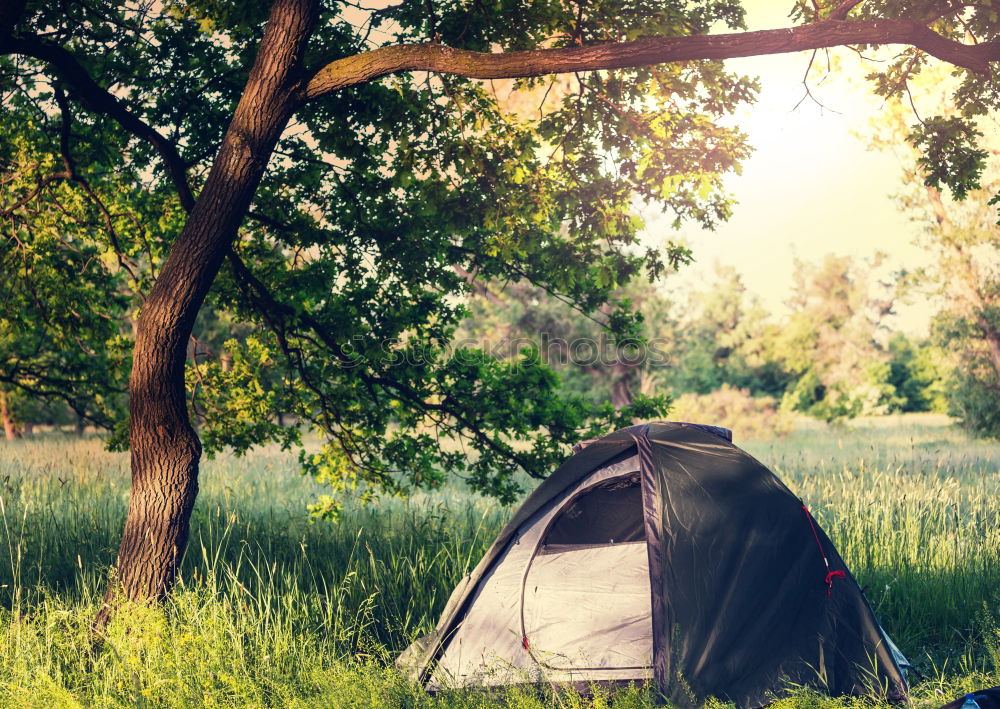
[668,385,793,440]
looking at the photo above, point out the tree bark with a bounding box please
[97,0,318,625]
[0,390,20,440]
[304,19,1000,99]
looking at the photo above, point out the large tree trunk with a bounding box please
[0,390,20,440]
[97,0,317,625]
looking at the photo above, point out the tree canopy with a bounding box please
[1,0,766,508]
[865,70,1000,436]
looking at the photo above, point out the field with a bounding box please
[0,415,997,708]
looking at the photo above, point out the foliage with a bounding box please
[886,332,949,414]
[3,0,999,516]
[0,112,133,431]
[662,265,785,398]
[852,0,1000,201]
[947,363,1000,440]
[767,255,898,421]
[5,0,1000,508]
[937,295,1000,438]
[908,117,988,201]
[865,75,1000,438]
[667,384,792,439]
[0,420,997,705]
[457,260,948,426]
[454,276,677,408]
[661,259,944,422]
[0,0,768,509]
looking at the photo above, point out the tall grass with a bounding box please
[745,417,1000,651]
[0,415,996,708]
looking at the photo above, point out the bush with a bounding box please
[948,361,1000,439]
[668,385,793,440]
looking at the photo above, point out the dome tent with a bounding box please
[397,422,908,708]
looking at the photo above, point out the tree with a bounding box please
[2,0,999,618]
[660,256,906,422]
[664,264,785,397]
[908,182,1000,434]
[771,254,901,420]
[456,276,677,409]
[885,331,947,413]
[865,70,1000,434]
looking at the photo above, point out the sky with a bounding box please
[647,2,942,334]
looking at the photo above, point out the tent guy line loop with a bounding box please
[825,569,848,590]
[801,504,846,596]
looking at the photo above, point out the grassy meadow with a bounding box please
[0,414,997,708]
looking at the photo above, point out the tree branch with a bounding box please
[226,248,543,474]
[827,0,866,21]
[52,83,142,284]
[303,18,1000,100]
[0,368,122,430]
[0,0,26,42]
[0,172,71,217]
[4,36,196,211]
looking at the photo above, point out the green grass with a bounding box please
[0,415,997,708]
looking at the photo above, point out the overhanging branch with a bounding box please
[303,18,1000,100]
[226,248,541,474]
[5,36,196,212]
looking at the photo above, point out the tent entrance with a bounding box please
[520,473,653,671]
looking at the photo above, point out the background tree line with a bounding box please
[456,255,945,431]
[4,238,989,439]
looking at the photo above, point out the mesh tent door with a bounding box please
[521,474,653,670]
